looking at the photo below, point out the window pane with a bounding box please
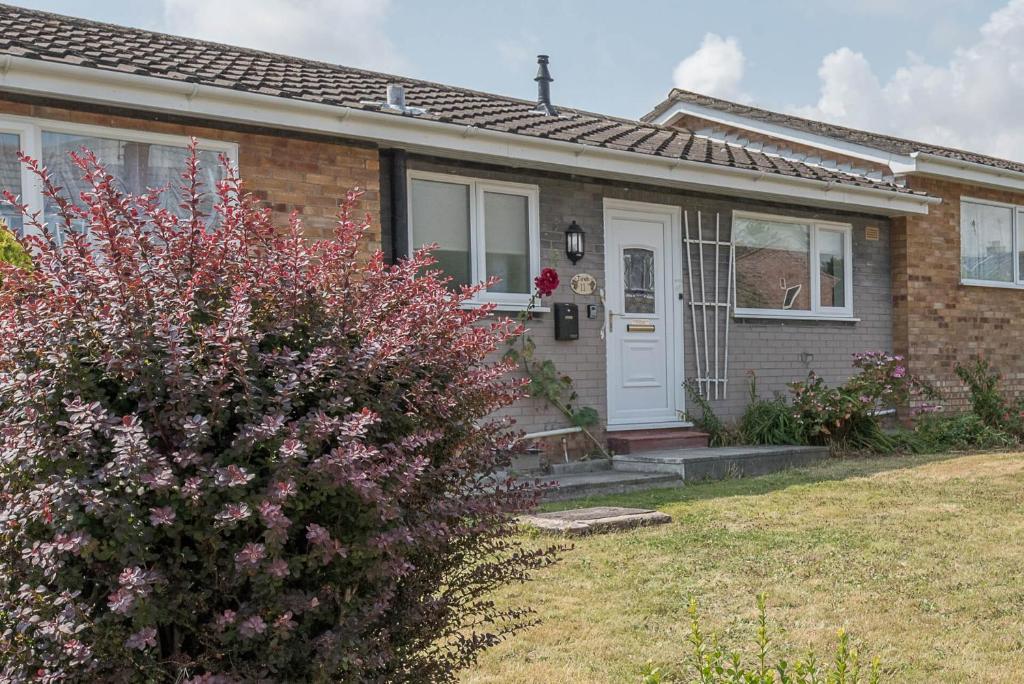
[818,229,846,308]
[961,201,1013,282]
[41,132,223,243]
[735,218,811,311]
[483,191,529,294]
[623,247,656,313]
[1018,210,1024,282]
[0,132,23,236]
[410,178,471,288]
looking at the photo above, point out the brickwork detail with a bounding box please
[896,176,1024,410]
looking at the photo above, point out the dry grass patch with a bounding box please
[464,451,1024,683]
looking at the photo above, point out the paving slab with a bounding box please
[518,506,671,536]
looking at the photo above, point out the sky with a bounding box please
[12,0,1024,160]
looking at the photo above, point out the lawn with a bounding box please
[464,451,1024,683]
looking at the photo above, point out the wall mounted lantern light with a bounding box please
[565,220,585,264]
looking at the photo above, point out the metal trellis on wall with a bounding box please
[683,210,735,400]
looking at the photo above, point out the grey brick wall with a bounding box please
[674,196,893,420]
[404,155,892,443]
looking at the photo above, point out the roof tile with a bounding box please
[0,3,925,197]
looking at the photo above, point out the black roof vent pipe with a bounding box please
[533,55,558,116]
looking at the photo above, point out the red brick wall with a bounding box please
[0,96,381,249]
[896,175,1024,410]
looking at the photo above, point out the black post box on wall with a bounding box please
[553,303,579,341]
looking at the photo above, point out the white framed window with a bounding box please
[0,113,237,242]
[959,197,1024,288]
[0,118,36,237]
[407,170,540,308]
[732,211,854,320]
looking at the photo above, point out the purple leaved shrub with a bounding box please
[0,143,556,682]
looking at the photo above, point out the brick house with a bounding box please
[0,5,952,457]
[644,89,1024,413]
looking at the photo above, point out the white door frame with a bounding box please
[603,198,687,430]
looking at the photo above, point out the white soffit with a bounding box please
[651,101,918,174]
[912,152,1024,193]
[654,100,1024,194]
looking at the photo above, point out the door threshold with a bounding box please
[606,421,694,433]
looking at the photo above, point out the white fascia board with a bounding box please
[912,152,1024,193]
[0,56,934,216]
[650,101,919,175]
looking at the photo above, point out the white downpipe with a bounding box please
[520,426,586,464]
[521,426,583,440]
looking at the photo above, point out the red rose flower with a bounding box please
[533,268,559,297]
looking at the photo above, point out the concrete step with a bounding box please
[607,428,710,454]
[612,445,830,481]
[533,469,683,502]
[549,458,612,475]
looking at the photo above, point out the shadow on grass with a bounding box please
[537,449,996,513]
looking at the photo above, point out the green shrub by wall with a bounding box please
[0,221,31,274]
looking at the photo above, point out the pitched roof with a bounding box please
[645,88,1024,176]
[0,3,925,197]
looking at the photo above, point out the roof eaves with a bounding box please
[0,54,939,214]
[649,97,919,174]
[690,125,913,189]
[647,88,1024,181]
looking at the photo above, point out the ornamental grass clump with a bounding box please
[0,218,31,277]
[641,595,882,684]
[0,143,556,682]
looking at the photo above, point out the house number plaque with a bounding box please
[570,273,597,296]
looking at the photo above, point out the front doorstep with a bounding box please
[607,427,710,453]
[612,445,829,480]
[605,421,693,432]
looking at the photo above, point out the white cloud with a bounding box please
[793,0,1024,161]
[672,33,747,101]
[495,32,541,73]
[161,0,405,73]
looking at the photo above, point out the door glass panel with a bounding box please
[409,178,472,288]
[818,229,846,308]
[623,247,656,314]
[483,191,529,294]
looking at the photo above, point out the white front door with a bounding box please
[604,199,684,428]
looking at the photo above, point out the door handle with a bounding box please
[608,310,618,333]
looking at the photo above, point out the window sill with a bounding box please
[961,279,1024,290]
[733,311,860,323]
[460,301,550,314]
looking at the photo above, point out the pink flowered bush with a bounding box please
[0,144,555,681]
[789,351,938,446]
